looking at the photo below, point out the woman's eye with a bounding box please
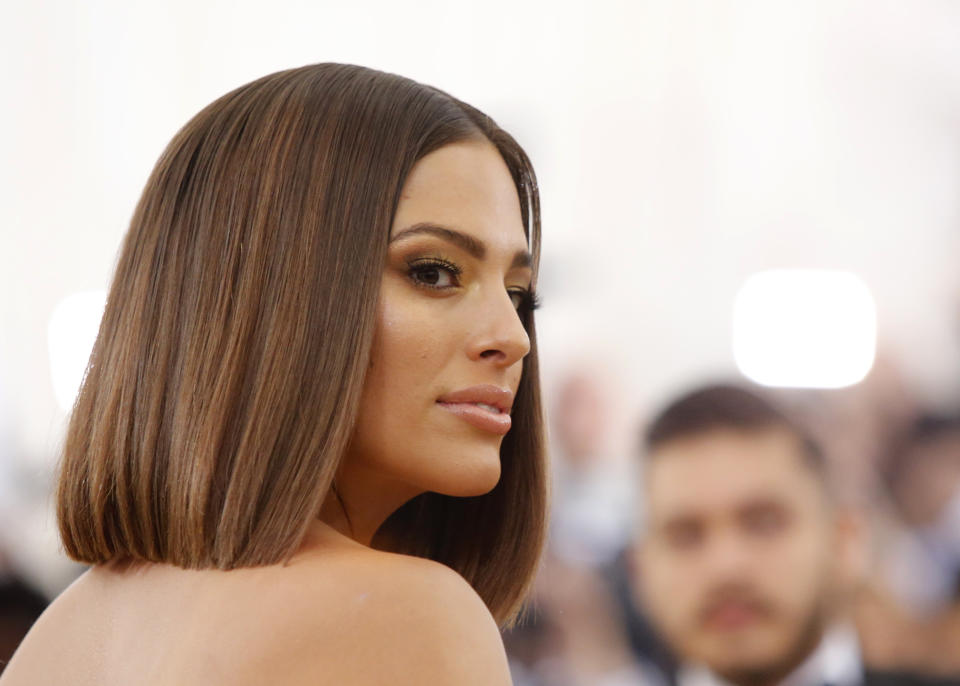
[509,288,541,313]
[408,260,460,289]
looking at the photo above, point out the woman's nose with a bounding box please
[465,289,531,367]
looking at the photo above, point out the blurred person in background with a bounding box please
[882,415,960,616]
[852,413,960,675]
[629,383,957,686]
[762,366,960,677]
[548,369,635,569]
[0,573,46,676]
[0,380,48,675]
[505,368,667,686]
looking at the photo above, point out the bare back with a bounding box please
[1,526,512,685]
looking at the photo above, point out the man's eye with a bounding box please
[663,521,703,550]
[408,259,461,289]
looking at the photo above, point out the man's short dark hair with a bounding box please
[644,383,826,478]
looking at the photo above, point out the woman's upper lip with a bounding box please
[436,385,515,413]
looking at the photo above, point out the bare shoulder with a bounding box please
[2,543,513,686]
[282,547,512,686]
[0,569,102,685]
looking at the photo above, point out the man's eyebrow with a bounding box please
[390,222,531,269]
[736,496,791,515]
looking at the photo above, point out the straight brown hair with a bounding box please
[57,63,546,626]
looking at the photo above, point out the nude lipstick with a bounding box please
[436,385,514,435]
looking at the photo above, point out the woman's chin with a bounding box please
[435,457,502,498]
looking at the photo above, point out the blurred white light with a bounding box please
[48,290,107,412]
[732,270,876,388]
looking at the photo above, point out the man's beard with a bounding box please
[712,602,827,686]
[694,579,833,686]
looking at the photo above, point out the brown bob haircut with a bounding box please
[57,63,546,626]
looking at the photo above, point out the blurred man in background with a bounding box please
[630,383,900,686]
[0,574,47,675]
[860,413,960,674]
[882,414,960,617]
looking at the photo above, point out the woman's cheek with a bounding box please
[378,296,450,377]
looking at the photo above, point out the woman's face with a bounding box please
[337,140,534,529]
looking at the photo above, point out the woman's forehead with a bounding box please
[392,141,527,252]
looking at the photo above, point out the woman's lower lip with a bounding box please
[436,402,512,435]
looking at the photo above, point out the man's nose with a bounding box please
[702,530,754,581]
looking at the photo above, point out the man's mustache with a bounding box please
[696,583,777,626]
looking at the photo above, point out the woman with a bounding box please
[2,63,546,685]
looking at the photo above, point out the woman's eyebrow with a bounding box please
[390,222,531,269]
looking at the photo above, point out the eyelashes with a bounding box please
[407,257,462,289]
[508,288,542,314]
[405,257,541,314]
